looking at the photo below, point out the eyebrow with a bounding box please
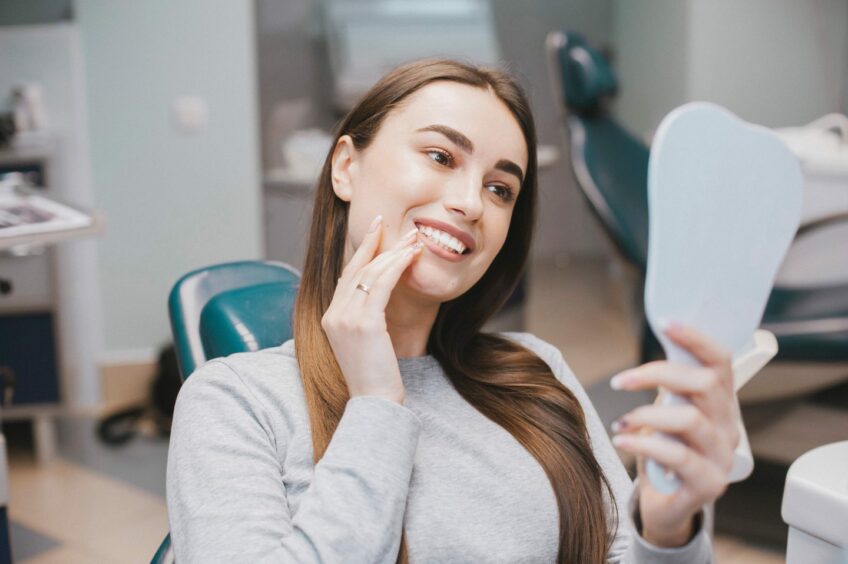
[416,124,525,184]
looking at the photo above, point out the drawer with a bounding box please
[0,312,60,405]
[0,253,53,309]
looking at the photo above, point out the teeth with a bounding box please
[416,224,467,254]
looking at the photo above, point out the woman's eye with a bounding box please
[427,149,453,167]
[486,184,516,202]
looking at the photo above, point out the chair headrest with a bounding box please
[554,31,618,113]
[199,281,298,360]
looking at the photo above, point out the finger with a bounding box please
[340,215,384,281]
[341,227,417,297]
[365,242,424,309]
[612,362,724,397]
[612,362,735,424]
[345,233,419,305]
[664,322,732,369]
[612,405,730,468]
[349,228,418,286]
[614,432,729,499]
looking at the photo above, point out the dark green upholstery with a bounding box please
[199,281,298,361]
[167,260,300,381]
[548,30,848,363]
[570,117,650,269]
[762,286,848,361]
[552,31,617,113]
[154,261,300,563]
[151,536,171,564]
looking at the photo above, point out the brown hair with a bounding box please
[293,59,618,563]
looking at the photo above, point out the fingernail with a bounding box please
[610,371,632,390]
[658,317,681,333]
[404,242,423,256]
[368,215,382,233]
[610,417,628,433]
[404,227,419,240]
[612,435,631,448]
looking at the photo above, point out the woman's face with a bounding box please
[331,80,528,304]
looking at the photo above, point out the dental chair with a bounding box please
[544,30,848,401]
[545,30,848,562]
[152,260,300,564]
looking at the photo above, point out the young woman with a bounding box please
[167,60,737,563]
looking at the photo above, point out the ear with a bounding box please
[330,135,358,202]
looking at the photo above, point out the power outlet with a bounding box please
[171,96,208,133]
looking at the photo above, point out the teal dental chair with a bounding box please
[152,260,300,564]
[545,30,848,376]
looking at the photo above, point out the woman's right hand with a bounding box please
[321,215,423,404]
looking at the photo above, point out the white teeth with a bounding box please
[416,224,467,254]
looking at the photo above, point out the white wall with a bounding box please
[612,0,689,141]
[76,1,263,359]
[613,0,848,138]
[688,0,848,128]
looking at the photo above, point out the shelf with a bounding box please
[0,212,105,251]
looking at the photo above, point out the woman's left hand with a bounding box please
[609,322,740,547]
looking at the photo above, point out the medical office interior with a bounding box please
[0,0,846,562]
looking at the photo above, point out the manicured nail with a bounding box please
[610,371,632,390]
[404,227,419,240]
[612,435,631,448]
[368,215,382,233]
[610,417,628,433]
[404,242,423,256]
[658,317,682,334]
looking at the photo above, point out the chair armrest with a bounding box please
[733,330,778,392]
[728,330,779,483]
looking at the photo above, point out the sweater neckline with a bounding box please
[397,354,440,372]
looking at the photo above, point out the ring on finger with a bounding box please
[355,283,371,295]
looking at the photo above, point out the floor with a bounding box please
[3,256,802,562]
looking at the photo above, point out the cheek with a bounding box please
[351,155,437,235]
[486,212,513,255]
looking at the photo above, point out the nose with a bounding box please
[443,174,483,221]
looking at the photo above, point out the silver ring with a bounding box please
[355,283,371,295]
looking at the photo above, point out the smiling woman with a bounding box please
[166,60,726,563]
[330,79,527,309]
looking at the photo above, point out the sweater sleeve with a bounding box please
[166,359,422,563]
[505,333,714,564]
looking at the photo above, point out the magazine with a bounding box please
[0,187,93,239]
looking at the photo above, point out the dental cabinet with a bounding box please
[0,144,102,463]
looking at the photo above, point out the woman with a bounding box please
[167,60,737,563]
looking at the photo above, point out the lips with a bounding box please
[413,218,476,253]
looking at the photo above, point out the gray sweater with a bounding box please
[167,332,713,563]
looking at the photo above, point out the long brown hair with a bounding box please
[293,59,618,563]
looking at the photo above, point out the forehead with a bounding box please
[380,81,528,168]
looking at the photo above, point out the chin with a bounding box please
[402,260,470,303]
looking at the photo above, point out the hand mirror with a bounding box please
[645,102,803,493]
